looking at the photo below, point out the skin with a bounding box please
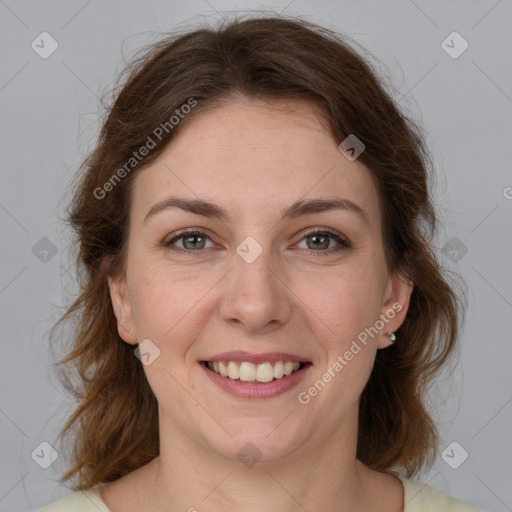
[104,97,413,512]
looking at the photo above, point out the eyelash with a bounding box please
[163,228,352,256]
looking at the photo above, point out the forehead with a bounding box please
[130,98,381,230]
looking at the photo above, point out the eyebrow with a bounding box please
[144,196,369,226]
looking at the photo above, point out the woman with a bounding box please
[38,15,479,511]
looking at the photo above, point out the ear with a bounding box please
[107,271,138,345]
[377,269,413,349]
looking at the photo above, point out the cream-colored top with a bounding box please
[34,473,482,511]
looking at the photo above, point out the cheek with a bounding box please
[293,260,385,347]
[292,262,383,401]
[129,264,213,348]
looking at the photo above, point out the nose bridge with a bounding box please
[221,233,293,332]
[232,232,280,296]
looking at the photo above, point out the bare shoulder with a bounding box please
[99,460,157,512]
[358,464,405,512]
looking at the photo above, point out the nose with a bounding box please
[219,245,294,334]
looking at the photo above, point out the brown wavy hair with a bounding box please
[50,14,466,490]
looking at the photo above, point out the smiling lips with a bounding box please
[200,352,312,398]
[201,351,311,384]
[206,360,302,383]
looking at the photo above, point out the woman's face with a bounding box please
[108,97,412,463]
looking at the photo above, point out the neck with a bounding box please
[144,408,376,512]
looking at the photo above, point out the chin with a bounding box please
[199,418,309,467]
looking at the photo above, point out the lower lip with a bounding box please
[200,362,312,399]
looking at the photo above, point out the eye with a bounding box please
[163,229,216,252]
[163,228,351,256]
[296,228,351,256]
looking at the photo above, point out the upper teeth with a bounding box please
[207,361,301,382]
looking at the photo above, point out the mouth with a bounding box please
[201,360,311,383]
[199,351,313,399]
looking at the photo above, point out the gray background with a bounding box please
[1,1,511,511]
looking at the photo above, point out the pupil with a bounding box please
[184,234,205,250]
[310,234,328,250]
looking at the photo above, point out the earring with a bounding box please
[388,331,396,343]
